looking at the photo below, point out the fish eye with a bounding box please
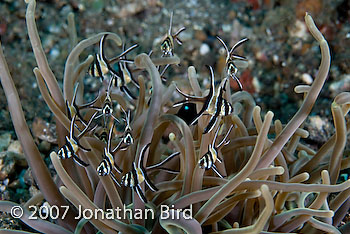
[105,106,111,113]
[228,63,238,73]
[97,168,102,175]
[161,41,170,51]
[124,134,133,145]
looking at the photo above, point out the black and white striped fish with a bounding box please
[203,78,233,134]
[216,36,249,91]
[160,11,186,57]
[90,78,120,128]
[58,112,97,167]
[121,107,134,146]
[97,122,123,186]
[99,35,138,99]
[121,143,158,203]
[199,124,233,178]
